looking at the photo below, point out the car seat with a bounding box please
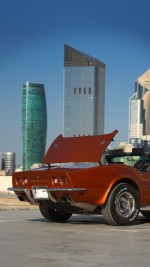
[133,160,150,172]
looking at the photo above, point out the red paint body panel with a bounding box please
[43,130,118,164]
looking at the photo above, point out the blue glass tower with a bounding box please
[63,45,105,137]
[22,82,47,170]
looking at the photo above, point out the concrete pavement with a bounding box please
[0,210,150,267]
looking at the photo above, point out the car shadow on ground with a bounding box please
[30,214,150,226]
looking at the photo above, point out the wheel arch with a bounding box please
[103,177,141,205]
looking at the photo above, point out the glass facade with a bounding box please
[63,45,105,137]
[22,82,47,170]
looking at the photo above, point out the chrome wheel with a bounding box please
[115,191,135,217]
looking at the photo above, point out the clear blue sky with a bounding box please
[0,0,150,166]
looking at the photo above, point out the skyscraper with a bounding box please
[63,45,105,137]
[129,69,150,147]
[22,82,47,170]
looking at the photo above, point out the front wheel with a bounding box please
[39,202,72,222]
[101,183,140,226]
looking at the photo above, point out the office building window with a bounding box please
[79,88,81,94]
[74,88,76,94]
[84,88,86,94]
[89,87,91,94]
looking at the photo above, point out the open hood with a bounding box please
[43,130,118,164]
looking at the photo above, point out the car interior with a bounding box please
[106,148,150,172]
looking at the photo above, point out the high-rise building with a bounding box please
[129,69,150,147]
[63,45,105,137]
[22,82,47,171]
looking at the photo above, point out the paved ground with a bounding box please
[0,210,150,267]
[1,193,150,266]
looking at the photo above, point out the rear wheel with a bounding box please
[39,202,72,222]
[101,183,140,226]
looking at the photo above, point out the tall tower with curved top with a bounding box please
[22,82,47,170]
[63,45,105,137]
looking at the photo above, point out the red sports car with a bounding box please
[8,130,150,225]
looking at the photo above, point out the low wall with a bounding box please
[0,176,12,192]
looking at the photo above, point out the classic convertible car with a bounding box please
[8,130,150,226]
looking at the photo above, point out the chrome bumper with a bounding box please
[7,187,97,212]
[7,186,86,202]
[8,187,86,193]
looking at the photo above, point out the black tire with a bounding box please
[101,183,140,226]
[39,202,72,222]
[141,211,150,220]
